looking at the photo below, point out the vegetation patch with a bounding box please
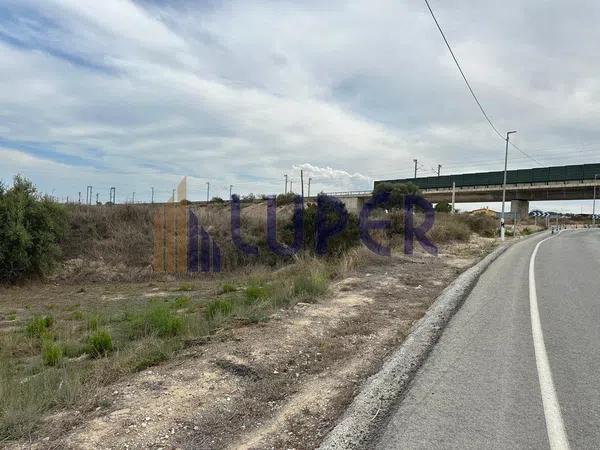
[25,315,54,338]
[128,303,184,338]
[205,299,234,321]
[41,339,63,366]
[88,329,113,357]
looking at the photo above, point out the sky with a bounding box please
[0,0,599,212]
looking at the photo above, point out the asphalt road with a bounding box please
[375,228,600,449]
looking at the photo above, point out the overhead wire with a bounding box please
[423,0,544,166]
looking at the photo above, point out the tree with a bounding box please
[435,202,452,213]
[0,176,68,283]
[372,182,421,209]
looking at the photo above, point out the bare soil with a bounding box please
[6,239,496,450]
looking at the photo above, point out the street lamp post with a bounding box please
[500,130,517,241]
[593,174,598,227]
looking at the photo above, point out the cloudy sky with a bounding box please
[1,0,599,211]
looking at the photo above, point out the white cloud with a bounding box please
[0,0,599,212]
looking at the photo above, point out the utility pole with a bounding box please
[172,189,176,203]
[206,182,210,203]
[451,181,456,214]
[300,170,304,202]
[132,192,135,203]
[413,159,418,179]
[96,193,99,204]
[151,187,154,204]
[78,191,81,204]
[86,186,93,205]
[308,177,312,197]
[437,164,442,177]
[500,130,517,241]
[290,179,293,193]
[593,174,598,227]
[229,185,233,199]
[284,174,288,194]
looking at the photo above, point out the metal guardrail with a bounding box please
[321,190,373,197]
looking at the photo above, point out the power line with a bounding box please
[423,0,543,166]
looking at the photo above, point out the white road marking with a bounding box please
[529,233,571,450]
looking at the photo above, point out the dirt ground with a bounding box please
[5,238,496,450]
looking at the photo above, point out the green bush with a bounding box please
[221,283,237,294]
[25,315,54,338]
[286,194,360,257]
[462,214,497,237]
[41,339,63,366]
[293,272,328,299]
[0,176,68,283]
[435,202,452,213]
[171,296,190,309]
[275,192,295,206]
[61,341,89,358]
[245,282,270,303]
[88,329,113,357]
[372,182,421,209]
[430,217,471,243]
[205,299,233,321]
[129,304,183,338]
[87,314,102,331]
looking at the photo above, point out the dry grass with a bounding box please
[0,254,337,442]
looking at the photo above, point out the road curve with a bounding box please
[375,229,600,449]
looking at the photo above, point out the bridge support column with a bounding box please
[339,196,365,214]
[510,199,529,221]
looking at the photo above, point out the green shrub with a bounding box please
[275,192,295,206]
[67,310,84,321]
[171,296,191,309]
[293,272,328,299]
[205,299,233,321]
[430,219,470,243]
[372,182,421,209]
[245,282,270,303]
[88,329,113,357]
[435,202,452,213]
[221,283,236,294]
[0,176,68,283]
[87,314,102,331]
[129,304,183,338]
[41,339,63,366]
[462,214,497,237]
[286,194,360,256]
[123,337,175,372]
[25,315,54,338]
[61,341,89,358]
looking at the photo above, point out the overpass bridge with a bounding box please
[329,163,600,218]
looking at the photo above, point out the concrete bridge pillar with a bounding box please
[510,199,529,221]
[339,196,366,214]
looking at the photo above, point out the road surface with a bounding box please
[375,229,600,449]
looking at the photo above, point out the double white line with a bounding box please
[529,232,571,449]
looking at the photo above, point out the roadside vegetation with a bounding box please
[0,176,68,283]
[0,178,500,441]
[0,257,333,440]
